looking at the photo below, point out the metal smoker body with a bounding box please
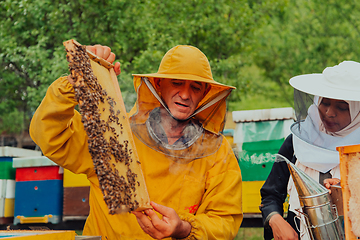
[280,154,345,240]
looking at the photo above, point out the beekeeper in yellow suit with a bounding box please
[30,44,242,239]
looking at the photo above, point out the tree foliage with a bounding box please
[253,0,360,105]
[2,0,360,146]
[0,0,279,143]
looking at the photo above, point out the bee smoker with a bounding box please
[279,154,345,240]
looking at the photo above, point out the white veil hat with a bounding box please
[289,61,360,101]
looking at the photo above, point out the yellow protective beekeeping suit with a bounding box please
[30,45,242,239]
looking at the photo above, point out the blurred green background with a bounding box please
[1,0,359,236]
[2,0,360,147]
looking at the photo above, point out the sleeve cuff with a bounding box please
[176,213,200,240]
[264,211,281,229]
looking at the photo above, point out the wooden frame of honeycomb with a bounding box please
[63,39,151,214]
[337,144,360,240]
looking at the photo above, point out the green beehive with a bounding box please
[238,139,285,181]
[232,108,295,181]
[0,147,42,180]
[0,158,16,180]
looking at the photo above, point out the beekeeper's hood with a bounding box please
[129,45,235,160]
[289,61,360,173]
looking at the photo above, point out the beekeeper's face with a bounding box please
[155,79,208,120]
[318,98,351,132]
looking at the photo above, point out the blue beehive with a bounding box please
[13,156,63,225]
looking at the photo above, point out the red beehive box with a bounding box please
[16,166,62,182]
[13,156,62,182]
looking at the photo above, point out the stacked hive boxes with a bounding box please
[232,108,295,213]
[0,230,101,239]
[62,168,90,221]
[0,179,15,221]
[13,156,63,224]
[0,147,41,224]
[0,230,76,239]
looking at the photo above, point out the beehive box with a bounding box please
[0,158,15,180]
[0,147,42,180]
[337,144,360,240]
[242,181,264,213]
[0,179,16,224]
[12,156,63,225]
[0,230,76,240]
[238,138,285,181]
[0,180,15,218]
[233,108,295,182]
[63,169,90,220]
[0,147,41,224]
[0,231,100,239]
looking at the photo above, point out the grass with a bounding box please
[235,228,263,240]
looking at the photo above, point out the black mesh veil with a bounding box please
[293,89,314,122]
